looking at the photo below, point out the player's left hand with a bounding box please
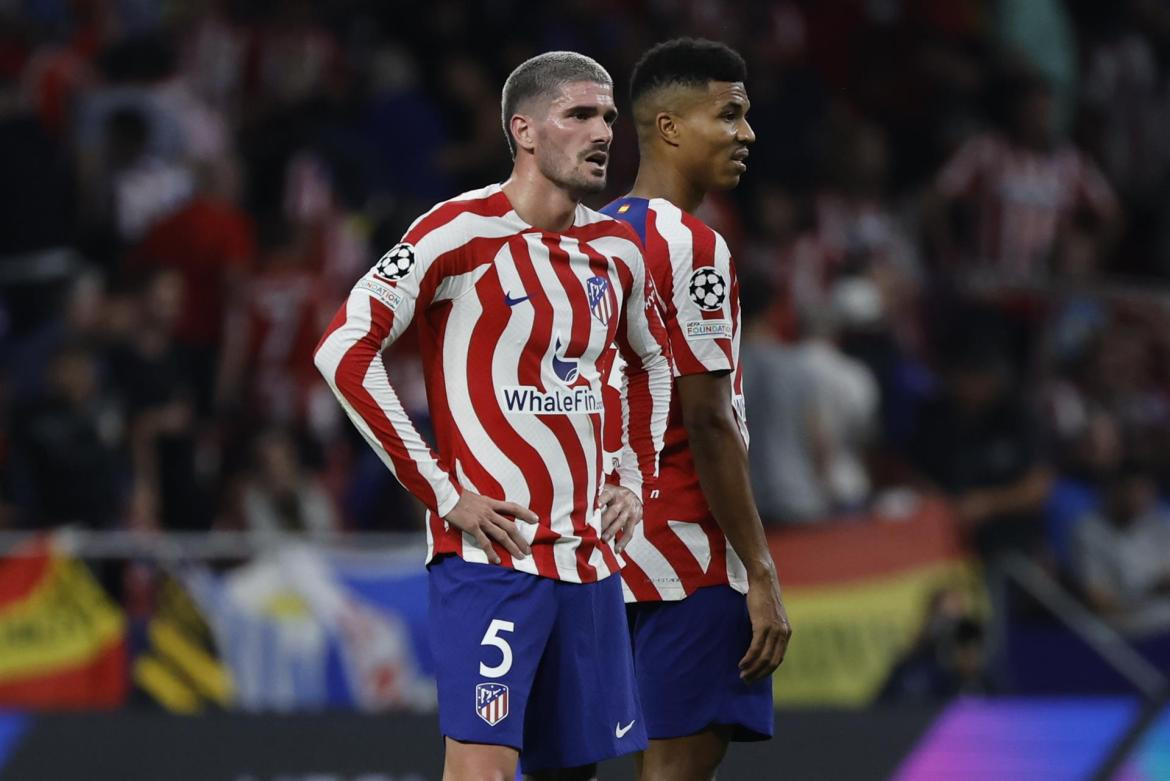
[599,484,641,554]
[739,568,792,683]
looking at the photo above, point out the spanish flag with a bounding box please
[0,539,127,708]
[770,498,985,706]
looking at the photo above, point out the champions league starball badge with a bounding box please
[374,243,416,281]
[687,266,727,311]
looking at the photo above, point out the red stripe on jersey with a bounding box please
[466,267,561,576]
[542,235,600,582]
[617,553,662,602]
[335,298,446,512]
[729,264,744,397]
[418,299,459,555]
[567,218,642,246]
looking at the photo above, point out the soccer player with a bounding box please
[601,39,792,779]
[314,52,671,780]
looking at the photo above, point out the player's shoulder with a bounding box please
[574,202,645,248]
[404,183,514,245]
[643,198,729,259]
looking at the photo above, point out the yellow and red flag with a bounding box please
[0,539,127,707]
[770,498,985,706]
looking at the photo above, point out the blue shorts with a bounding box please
[627,585,774,741]
[428,555,646,773]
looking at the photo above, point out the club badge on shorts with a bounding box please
[475,682,509,725]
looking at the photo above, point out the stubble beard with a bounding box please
[538,152,606,198]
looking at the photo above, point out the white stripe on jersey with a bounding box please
[667,520,712,574]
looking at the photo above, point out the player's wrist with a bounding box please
[745,558,777,583]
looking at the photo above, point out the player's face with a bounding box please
[534,81,618,196]
[678,81,755,191]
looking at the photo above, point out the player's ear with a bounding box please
[655,111,681,147]
[510,114,537,155]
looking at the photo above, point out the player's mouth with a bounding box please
[584,150,608,173]
[731,148,749,172]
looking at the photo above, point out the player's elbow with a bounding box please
[313,340,339,387]
[680,398,737,440]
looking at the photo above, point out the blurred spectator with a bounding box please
[126,160,255,416]
[96,105,193,246]
[742,276,821,524]
[927,71,1121,279]
[795,288,880,515]
[743,276,877,522]
[879,586,994,702]
[109,269,201,531]
[1043,411,1122,572]
[1072,460,1170,634]
[907,325,1052,558]
[219,234,335,429]
[4,267,105,401]
[238,428,338,539]
[5,341,122,529]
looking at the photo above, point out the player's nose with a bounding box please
[591,116,613,145]
[738,119,756,145]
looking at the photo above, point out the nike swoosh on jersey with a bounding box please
[504,292,530,307]
[615,720,636,738]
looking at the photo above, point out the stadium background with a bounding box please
[0,0,1169,778]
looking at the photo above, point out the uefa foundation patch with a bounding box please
[476,682,509,726]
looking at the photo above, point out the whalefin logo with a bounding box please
[500,337,600,415]
[551,338,579,385]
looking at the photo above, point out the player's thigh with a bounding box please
[429,555,557,752]
[628,586,773,742]
[443,737,519,781]
[637,728,731,781]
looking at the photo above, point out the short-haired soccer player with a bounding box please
[316,52,671,780]
[601,38,793,780]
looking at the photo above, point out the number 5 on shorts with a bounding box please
[479,619,515,678]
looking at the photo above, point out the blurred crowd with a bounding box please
[1,0,1170,637]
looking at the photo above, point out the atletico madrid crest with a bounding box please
[475,682,509,726]
[587,275,613,326]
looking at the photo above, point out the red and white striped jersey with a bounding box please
[936,132,1119,277]
[315,184,671,583]
[601,196,749,601]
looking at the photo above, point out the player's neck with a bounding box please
[501,170,579,233]
[628,159,706,213]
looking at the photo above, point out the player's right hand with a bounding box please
[442,492,539,564]
[739,569,792,683]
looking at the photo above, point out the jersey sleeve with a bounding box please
[314,224,468,518]
[664,228,735,377]
[613,248,671,500]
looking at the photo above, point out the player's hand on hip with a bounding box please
[599,484,641,554]
[738,569,793,683]
[442,492,539,564]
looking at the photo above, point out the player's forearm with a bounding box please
[684,409,776,580]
